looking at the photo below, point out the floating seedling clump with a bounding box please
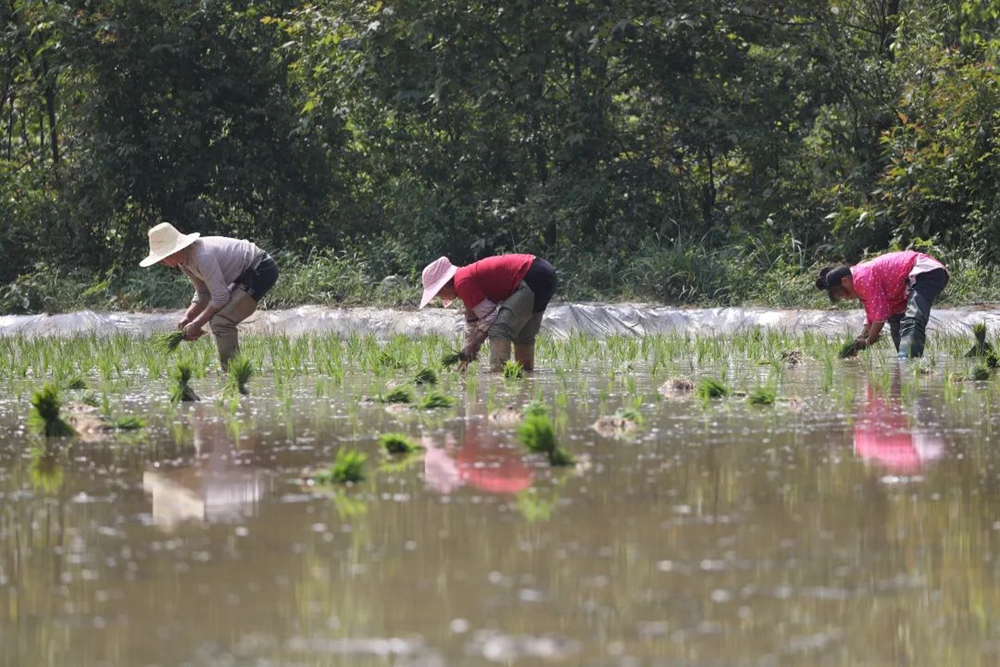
[696,378,730,400]
[966,322,994,358]
[518,412,574,467]
[115,416,146,431]
[747,386,777,406]
[414,367,438,386]
[169,362,200,403]
[28,384,76,437]
[502,360,525,380]
[311,449,366,484]
[381,386,415,404]
[62,375,87,391]
[972,364,991,382]
[379,432,421,455]
[226,356,254,397]
[420,390,456,409]
[154,331,186,353]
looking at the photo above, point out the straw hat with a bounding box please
[419,256,458,309]
[139,223,200,268]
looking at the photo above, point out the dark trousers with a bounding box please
[234,253,280,302]
[523,258,558,312]
[888,268,949,358]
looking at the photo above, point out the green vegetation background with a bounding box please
[3,0,1000,313]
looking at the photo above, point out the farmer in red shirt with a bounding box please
[815,250,949,358]
[419,254,558,371]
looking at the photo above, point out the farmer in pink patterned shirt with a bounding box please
[815,250,949,358]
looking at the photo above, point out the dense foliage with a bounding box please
[2,0,1000,312]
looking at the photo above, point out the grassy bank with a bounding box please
[3,244,1000,315]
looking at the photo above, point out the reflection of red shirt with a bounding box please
[456,442,532,494]
[454,254,534,309]
[853,388,919,473]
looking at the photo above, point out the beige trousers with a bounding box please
[209,288,258,371]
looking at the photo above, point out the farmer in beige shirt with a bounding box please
[140,223,279,371]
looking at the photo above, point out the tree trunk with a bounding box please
[41,57,59,171]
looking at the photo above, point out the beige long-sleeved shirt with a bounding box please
[179,237,263,310]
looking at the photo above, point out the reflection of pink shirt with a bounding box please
[851,251,945,323]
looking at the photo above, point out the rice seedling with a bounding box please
[225,355,254,397]
[525,401,548,417]
[966,322,994,358]
[517,412,574,466]
[381,386,415,404]
[838,340,861,359]
[420,390,456,409]
[502,360,525,380]
[154,331,186,353]
[312,449,367,484]
[441,350,466,368]
[379,432,421,455]
[747,386,777,406]
[414,367,438,386]
[169,362,200,403]
[62,375,87,391]
[972,364,991,382]
[695,378,730,401]
[28,384,76,437]
[115,416,146,430]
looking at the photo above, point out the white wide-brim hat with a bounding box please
[139,222,200,267]
[419,256,458,309]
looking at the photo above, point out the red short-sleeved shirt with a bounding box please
[850,250,943,323]
[454,254,535,309]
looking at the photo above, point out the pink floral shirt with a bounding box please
[850,251,944,323]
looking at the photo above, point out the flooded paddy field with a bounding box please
[2,330,1000,666]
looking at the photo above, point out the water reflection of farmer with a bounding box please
[418,254,558,372]
[143,405,272,526]
[853,371,946,474]
[422,422,533,495]
[139,222,279,372]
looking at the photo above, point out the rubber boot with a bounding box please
[210,289,258,372]
[514,343,535,372]
[489,339,512,372]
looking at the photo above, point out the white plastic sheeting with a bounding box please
[1,303,997,339]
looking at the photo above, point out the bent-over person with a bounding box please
[140,222,279,371]
[418,254,558,371]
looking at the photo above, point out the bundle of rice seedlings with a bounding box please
[524,401,548,418]
[966,322,994,358]
[695,378,730,400]
[747,386,777,406]
[381,386,414,404]
[441,350,466,368]
[420,390,456,409]
[154,331,186,353]
[971,364,991,381]
[115,416,146,430]
[28,384,76,437]
[517,412,574,467]
[169,362,200,403]
[988,351,1000,369]
[226,355,254,397]
[379,432,421,455]
[414,367,438,386]
[502,360,525,380]
[838,340,861,359]
[312,449,366,484]
[63,375,87,391]
[615,407,643,423]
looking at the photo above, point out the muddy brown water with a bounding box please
[2,356,999,666]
